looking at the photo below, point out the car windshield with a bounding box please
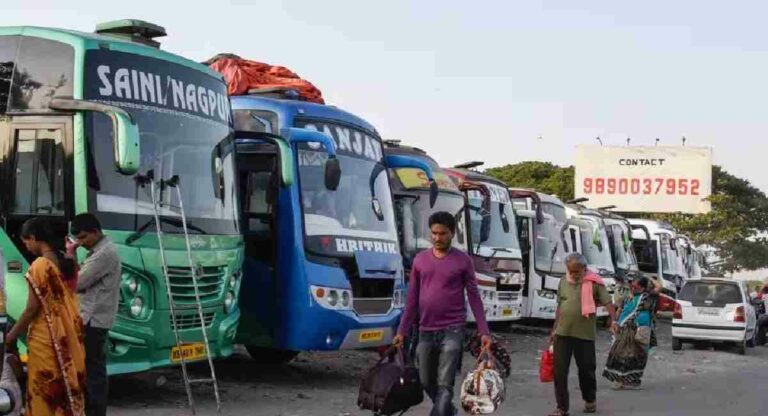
[396,192,468,260]
[679,282,743,305]
[467,186,521,259]
[608,223,637,271]
[84,50,238,235]
[298,145,398,257]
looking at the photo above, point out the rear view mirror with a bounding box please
[384,154,438,207]
[479,213,491,243]
[429,180,439,209]
[325,157,341,191]
[282,127,340,190]
[50,97,140,174]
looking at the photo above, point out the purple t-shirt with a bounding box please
[397,247,490,336]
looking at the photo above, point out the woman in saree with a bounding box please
[4,218,86,416]
[602,276,659,389]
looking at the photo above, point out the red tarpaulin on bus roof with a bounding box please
[206,53,324,104]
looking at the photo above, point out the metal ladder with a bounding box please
[138,170,222,415]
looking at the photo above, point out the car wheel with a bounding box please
[747,331,756,348]
[672,337,683,351]
[736,340,747,356]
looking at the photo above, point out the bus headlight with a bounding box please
[130,297,144,318]
[393,289,405,308]
[126,276,139,294]
[311,285,353,311]
[224,291,236,313]
[229,270,241,289]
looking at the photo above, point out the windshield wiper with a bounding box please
[126,215,208,245]
[488,247,513,258]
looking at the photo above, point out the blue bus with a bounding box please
[230,90,432,361]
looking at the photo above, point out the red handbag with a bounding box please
[539,347,554,383]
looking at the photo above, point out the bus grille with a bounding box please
[170,312,215,330]
[353,298,392,315]
[166,266,226,304]
[497,292,519,302]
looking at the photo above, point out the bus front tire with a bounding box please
[245,346,299,364]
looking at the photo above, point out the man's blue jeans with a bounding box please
[416,327,464,416]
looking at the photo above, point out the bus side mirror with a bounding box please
[384,154,438,208]
[479,213,491,243]
[282,127,340,190]
[325,157,341,191]
[49,97,140,174]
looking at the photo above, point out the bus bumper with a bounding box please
[285,306,403,351]
[105,307,240,375]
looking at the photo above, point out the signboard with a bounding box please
[574,145,712,214]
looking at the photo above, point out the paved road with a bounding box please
[107,320,768,415]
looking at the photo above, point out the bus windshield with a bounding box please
[468,187,520,259]
[608,223,637,272]
[578,219,615,273]
[298,147,399,257]
[534,203,568,275]
[84,50,239,235]
[396,191,468,259]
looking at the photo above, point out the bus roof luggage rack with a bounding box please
[95,19,166,48]
[247,87,303,100]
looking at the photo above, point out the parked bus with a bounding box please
[628,219,679,297]
[444,164,525,322]
[229,89,432,362]
[1,20,242,374]
[383,141,467,273]
[510,189,569,320]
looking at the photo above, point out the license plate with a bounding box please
[171,343,207,363]
[359,329,384,343]
[502,308,513,316]
[698,308,720,316]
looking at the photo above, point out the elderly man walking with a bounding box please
[548,253,617,416]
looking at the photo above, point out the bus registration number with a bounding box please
[171,343,206,363]
[359,329,384,343]
[502,308,513,316]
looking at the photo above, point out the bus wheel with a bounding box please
[245,346,299,364]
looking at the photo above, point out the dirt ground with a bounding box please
[106,319,768,416]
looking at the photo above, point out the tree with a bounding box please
[656,166,768,273]
[485,161,575,202]
[485,162,768,273]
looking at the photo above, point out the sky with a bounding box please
[3,0,768,193]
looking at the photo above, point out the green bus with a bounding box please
[0,20,242,374]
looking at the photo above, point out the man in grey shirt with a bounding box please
[70,213,121,416]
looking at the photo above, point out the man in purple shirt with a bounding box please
[393,211,491,416]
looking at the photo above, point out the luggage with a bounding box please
[206,54,325,103]
[358,347,423,415]
[466,334,511,378]
[539,346,554,383]
[460,351,505,414]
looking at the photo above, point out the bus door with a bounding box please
[516,215,531,295]
[1,117,73,318]
[236,144,280,340]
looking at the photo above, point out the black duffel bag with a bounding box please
[358,346,423,415]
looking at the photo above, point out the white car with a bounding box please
[672,278,757,355]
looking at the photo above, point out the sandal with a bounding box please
[547,409,569,416]
[584,402,597,413]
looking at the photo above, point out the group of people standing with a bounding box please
[393,211,662,416]
[4,214,121,416]
[547,253,661,416]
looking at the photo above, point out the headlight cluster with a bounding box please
[536,289,557,300]
[224,270,241,314]
[480,289,496,302]
[122,271,150,319]
[393,289,406,308]
[311,285,353,310]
